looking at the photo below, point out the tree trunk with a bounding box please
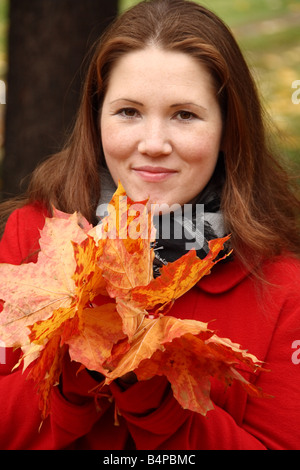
[1,0,118,199]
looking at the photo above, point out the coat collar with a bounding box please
[196,256,251,294]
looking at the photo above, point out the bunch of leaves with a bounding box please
[0,183,264,420]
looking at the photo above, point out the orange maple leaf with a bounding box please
[134,331,264,415]
[129,236,231,316]
[103,314,264,416]
[0,183,265,421]
[95,183,155,338]
[27,335,67,421]
[67,303,127,374]
[0,210,90,354]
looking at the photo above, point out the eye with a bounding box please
[117,107,140,118]
[176,110,196,121]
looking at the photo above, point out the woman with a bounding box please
[0,0,299,450]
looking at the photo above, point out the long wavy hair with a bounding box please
[1,0,299,267]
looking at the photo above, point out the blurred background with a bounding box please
[0,0,299,201]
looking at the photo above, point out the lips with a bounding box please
[133,166,176,173]
[132,166,177,182]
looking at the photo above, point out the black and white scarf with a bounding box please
[96,164,231,277]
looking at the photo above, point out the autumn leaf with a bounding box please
[97,183,155,298]
[27,335,67,421]
[96,182,155,337]
[104,315,211,381]
[0,182,265,421]
[103,313,263,416]
[0,208,110,417]
[93,182,154,248]
[134,331,264,415]
[0,210,90,350]
[30,306,78,346]
[24,231,114,417]
[129,236,231,316]
[67,303,127,373]
[71,235,108,312]
[136,334,216,415]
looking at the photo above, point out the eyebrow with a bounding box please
[170,102,208,112]
[110,98,144,106]
[110,98,208,113]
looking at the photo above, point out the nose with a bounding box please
[138,119,172,157]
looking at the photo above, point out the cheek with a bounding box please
[181,135,220,167]
[101,124,134,162]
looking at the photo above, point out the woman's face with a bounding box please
[101,47,223,209]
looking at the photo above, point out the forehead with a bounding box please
[104,47,216,99]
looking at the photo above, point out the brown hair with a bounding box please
[1,0,299,267]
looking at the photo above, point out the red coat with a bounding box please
[0,203,299,450]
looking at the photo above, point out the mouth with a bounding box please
[132,166,177,182]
